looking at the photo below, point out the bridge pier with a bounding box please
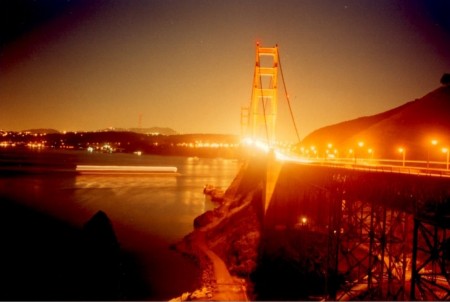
[263,150,282,215]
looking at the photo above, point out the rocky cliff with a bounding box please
[172,157,266,300]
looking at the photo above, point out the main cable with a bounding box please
[277,46,301,144]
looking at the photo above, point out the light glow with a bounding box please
[274,149,309,163]
[76,165,178,174]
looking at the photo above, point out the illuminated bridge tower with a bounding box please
[247,43,279,145]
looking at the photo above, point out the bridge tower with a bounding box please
[246,42,279,145]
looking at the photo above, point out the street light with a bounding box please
[326,143,333,160]
[368,148,374,160]
[301,216,307,225]
[309,146,316,159]
[442,147,449,170]
[398,147,406,167]
[355,141,364,164]
[427,139,438,168]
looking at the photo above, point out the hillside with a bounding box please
[301,82,450,160]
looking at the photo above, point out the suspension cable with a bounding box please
[277,46,301,144]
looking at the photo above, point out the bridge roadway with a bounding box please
[256,151,450,300]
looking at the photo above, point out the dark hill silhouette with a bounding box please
[301,83,450,160]
[0,202,150,300]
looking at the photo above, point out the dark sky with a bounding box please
[1,0,450,140]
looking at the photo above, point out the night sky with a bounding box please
[1,0,450,140]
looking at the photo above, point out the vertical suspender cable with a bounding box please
[277,47,301,144]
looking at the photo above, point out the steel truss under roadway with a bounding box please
[264,163,450,300]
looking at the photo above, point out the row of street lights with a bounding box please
[341,139,450,170]
[398,139,450,170]
[301,139,450,170]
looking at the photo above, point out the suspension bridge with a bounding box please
[241,43,450,300]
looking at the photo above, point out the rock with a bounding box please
[210,189,225,202]
[81,210,122,300]
[190,286,212,300]
[193,210,214,229]
[441,73,450,85]
[203,184,215,194]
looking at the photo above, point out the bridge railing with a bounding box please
[300,157,450,177]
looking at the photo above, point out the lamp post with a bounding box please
[326,143,333,161]
[368,148,374,161]
[356,141,364,164]
[442,147,449,170]
[398,147,405,167]
[310,146,317,159]
[427,139,438,168]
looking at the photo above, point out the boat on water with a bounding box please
[76,165,178,175]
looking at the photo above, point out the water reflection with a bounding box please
[0,152,241,300]
[71,157,241,241]
[75,174,177,189]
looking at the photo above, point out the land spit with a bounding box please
[171,157,266,301]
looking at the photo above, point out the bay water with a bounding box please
[0,149,241,300]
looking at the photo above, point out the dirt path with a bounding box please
[197,231,248,301]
